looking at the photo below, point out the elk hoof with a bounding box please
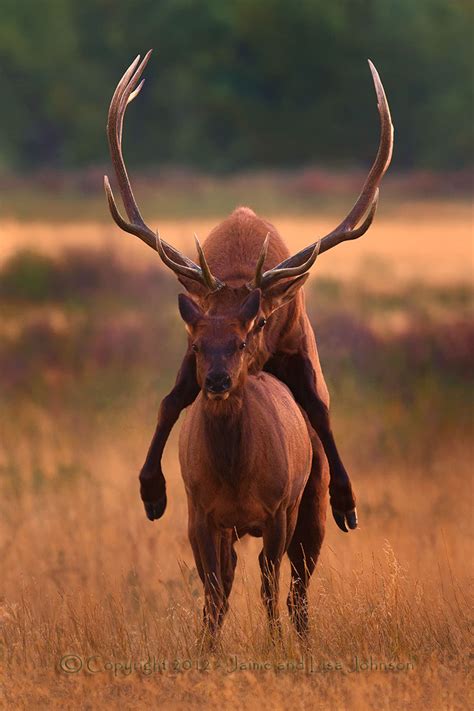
[143,493,167,521]
[346,509,358,529]
[332,507,358,533]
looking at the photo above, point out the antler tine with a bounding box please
[105,51,154,240]
[320,187,379,253]
[268,190,379,274]
[325,60,392,236]
[259,61,393,284]
[104,52,222,289]
[251,233,270,288]
[115,54,151,154]
[155,232,222,289]
[110,54,141,147]
[194,234,224,291]
[258,241,321,290]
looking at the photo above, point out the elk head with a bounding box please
[175,256,319,401]
[158,228,320,391]
[177,287,263,400]
[104,52,393,367]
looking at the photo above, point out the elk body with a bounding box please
[179,362,328,637]
[177,285,328,636]
[104,51,394,538]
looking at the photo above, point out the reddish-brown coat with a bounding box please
[179,364,327,638]
[104,53,393,537]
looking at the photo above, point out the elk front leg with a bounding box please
[259,508,287,639]
[217,532,237,627]
[265,352,357,532]
[193,518,226,643]
[139,351,199,521]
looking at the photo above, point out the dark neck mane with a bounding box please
[202,391,246,489]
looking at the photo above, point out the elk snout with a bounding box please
[205,372,231,397]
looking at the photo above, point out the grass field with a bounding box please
[0,193,473,709]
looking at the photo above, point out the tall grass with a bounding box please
[0,247,472,709]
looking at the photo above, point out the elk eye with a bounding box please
[192,343,199,353]
[257,317,267,330]
[239,341,247,350]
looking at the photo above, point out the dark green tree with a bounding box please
[0,0,471,170]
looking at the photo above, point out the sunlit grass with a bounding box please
[0,227,472,708]
[0,399,471,708]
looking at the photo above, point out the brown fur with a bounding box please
[202,402,244,490]
[139,207,356,536]
[179,371,326,638]
[107,53,392,535]
[190,207,328,398]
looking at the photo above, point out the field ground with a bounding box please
[0,193,472,709]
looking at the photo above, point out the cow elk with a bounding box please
[178,287,328,637]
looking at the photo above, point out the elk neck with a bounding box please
[201,385,248,489]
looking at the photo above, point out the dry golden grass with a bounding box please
[0,202,473,709]
[1,199,472,285]
[1,376,472,709]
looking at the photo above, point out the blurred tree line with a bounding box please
[0,0,471,172]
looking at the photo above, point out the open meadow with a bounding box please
[0,186,472,709]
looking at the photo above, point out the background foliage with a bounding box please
[0,0,471,171]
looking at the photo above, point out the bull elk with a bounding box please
[104,51,394,536]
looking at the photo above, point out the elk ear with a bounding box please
[178,293,204,327]
[239,288,261,328]
[264,273,309,313]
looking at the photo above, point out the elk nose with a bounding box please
[205,372,231,393]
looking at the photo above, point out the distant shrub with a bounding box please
[0,250,472,397]
[0,248,172,304]
[0,251,60,301]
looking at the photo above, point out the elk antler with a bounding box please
[104,51,223,291]
[155,232,223,292]
[251,234,321,290]
[254,60,393,287]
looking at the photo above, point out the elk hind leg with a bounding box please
[287,445,328,638]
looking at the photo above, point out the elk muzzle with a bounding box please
[205,371,232,399]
